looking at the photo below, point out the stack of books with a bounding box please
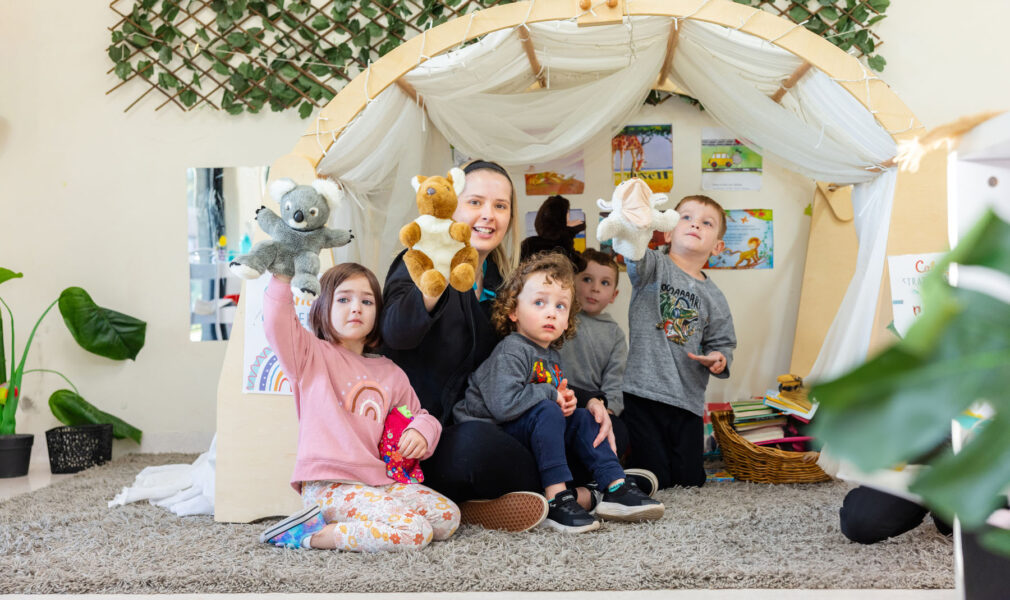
[730,400,788,444]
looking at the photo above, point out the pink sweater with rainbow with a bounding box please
[262,276,441,491]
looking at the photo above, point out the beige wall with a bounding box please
[2,0,1008,452]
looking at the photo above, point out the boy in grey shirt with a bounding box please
[622,195,737,489]
[455,252,664,533]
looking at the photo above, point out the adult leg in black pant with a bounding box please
[839,486,931,544]
[422,420,541,502]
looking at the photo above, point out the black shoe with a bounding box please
[595,480,665,522]
[545,489,600,533]
[623,468,659,497]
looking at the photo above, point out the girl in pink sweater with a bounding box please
[258,263,459,552]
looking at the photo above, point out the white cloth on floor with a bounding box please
[108,436,216,516]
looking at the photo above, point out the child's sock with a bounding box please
[301,534,314,549]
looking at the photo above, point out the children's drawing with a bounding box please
[524,153,586,195]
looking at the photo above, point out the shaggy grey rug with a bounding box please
[0,453,953,594]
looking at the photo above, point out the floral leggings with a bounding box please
[301,480,460,552]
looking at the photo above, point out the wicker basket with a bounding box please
[710,410,830,484]
[45,424,113,474]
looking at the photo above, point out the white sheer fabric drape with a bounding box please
[314,15,899,380]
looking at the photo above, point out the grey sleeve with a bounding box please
[482,350,558,423]
[626,249,657,287]
[703,294,736,380]
[601,332,627,414]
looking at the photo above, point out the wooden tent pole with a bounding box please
[517,25,546,88]
[656,21,681,88]
[771,61,812,103]
[395,78,422,105]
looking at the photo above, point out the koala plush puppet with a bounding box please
[596,177,679,261]
[229,178,353,300]
[399,167,478,298]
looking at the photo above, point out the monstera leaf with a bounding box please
[58,287,146,361]
[812,208,1010,553]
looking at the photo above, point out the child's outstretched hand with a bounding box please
[556,378,577,417]
[687,351,727,374]
[398,428,428,460]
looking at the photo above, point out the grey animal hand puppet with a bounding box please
[229,177,353,300]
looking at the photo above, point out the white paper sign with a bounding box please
[887,252,945,337]
[241,275,315,395]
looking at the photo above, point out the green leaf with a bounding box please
[867,54,886,72]
[311,15,329,30]
[108,45,123,62]
[298,100,313,119]
[212,59,231,76]
[216,12,233,31]
[57,288,146,361]
[115,61,132,80]
[191,73,202,89]
[229,71,249,92]
[158,71,179,88]
[309,63,329,77]
[366,22,383,38]
[788,6,811,22]
[0,268,23,286]
[197,27,210,41]
[180,89,198,107]
[111,30,124,43]
[226,31,248,49]
[910,414,1010,528]
[360,5,378,18]
[866,14,887,26]
[818,6,839,21]
[867,0,890,12]
[980,528,1010,557]
[805,16,827,35]
[130,33,151,48]
[237,61,254,77]
[851,3,869,23]
[137,60,154,79]
[159,45,173,64]
[49,389,143,443]
[278,63,298,78]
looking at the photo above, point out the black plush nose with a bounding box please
[426,187,436,195]
[293,210,304,222]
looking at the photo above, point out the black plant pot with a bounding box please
[0,433,34,478]
[962,528,1010,600]
[46,424,113,474]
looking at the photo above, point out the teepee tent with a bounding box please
[215,0,942,522]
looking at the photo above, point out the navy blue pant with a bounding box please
[840,485,952,544]
[501,400,625,489]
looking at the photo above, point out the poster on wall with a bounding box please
[524,153,586,196]
[707,209,774,269]
[612,124,673,193]
[242,275,314,395]
[526,208,586,252]
[701,127,763,191]
[887,252,946,338]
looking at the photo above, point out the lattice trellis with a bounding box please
[106,0,888,117]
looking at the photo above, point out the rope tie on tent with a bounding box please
[675,0,711,26]
[363,62,374,102]
[767,19,810,44]
[418,26,432,64]
[522,0,536,28]
[456,12,477,51]
[731,9,759,34]
[624,1,638,63]
[314,115,329,153]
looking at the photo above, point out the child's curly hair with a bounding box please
[491,251,581,349]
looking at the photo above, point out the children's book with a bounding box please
[739,425,786,443]
[763,389,818,420]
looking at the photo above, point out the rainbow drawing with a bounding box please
[246,347,291,393]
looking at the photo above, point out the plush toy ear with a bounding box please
[621,178,652,228]
[411,176,422,193]
[311,178,343,207]
[269,178,297,202]
[448,167,465,196]
[596,198,612,211]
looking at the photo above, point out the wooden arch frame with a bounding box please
[273,0,921,180]
[215,0,932,523]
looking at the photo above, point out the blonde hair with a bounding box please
[492,252,580,349]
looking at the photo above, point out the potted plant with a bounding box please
[0,267,145,477]
[811,208,1010,595]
